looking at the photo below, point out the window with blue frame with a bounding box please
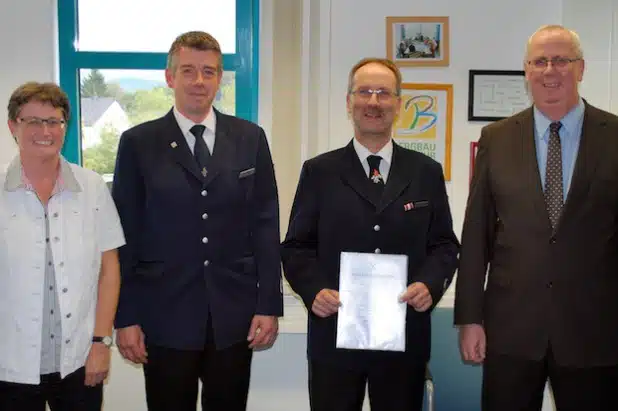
[57,0,259,181]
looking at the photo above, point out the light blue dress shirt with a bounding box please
[533,98,585,201]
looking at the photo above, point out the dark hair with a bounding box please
[167,31,222,72]
[7,82,70,122]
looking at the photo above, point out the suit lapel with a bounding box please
[202,110,235,188]
[339,142,379,208]
[520,103,605,234]
[377,144,413,214]
[339,141,414,212]
[559,104,605,227]
[162,110,203,182]
[518,108,552,231]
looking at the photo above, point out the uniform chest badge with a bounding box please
[370,169,383,184]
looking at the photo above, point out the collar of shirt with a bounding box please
[352,138,393,182]
[533,97,585,144]
[4,155,81,193]
[173,106,217,154]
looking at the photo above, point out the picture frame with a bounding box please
[468,69,530,122]
[393,83,453,180]
[386,16,449,67]
[470,141,479,184]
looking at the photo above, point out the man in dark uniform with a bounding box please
[281,57,459,411]
[111,31,283,411]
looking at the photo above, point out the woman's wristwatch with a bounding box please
[92,336,113,347]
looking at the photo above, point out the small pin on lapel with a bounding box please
[170,141,178,148]
[404,202,414,211]
[201,167,208,177]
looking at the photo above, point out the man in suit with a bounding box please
[281,57,459,411]
[111,31,283,411]
[455,25,618,411]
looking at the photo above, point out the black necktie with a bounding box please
[367,155,385,192]
[191,125,210,176]
[544,121,563,229]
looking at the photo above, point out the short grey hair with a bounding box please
[525,25,584,60]
[347,57,402,96]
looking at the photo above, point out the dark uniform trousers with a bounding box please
[0,367,102,411]
[143,312,253,411]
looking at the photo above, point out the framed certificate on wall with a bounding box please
[468,70,530,121]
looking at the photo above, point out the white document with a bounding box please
[336,251,408,352]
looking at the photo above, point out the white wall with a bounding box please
[0,0,56,166]
[562,0,615,111]
[1,0,615,410]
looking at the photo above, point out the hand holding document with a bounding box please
[336,252,408,352]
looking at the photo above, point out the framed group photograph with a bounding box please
[468,69,530,121]
[386,16,449,67]
[393,83,453,180]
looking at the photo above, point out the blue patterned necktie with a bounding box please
[544,121,563,229]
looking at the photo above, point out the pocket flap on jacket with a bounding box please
[238,168,256,179]
[134,261,165,278]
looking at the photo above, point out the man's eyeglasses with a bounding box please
[17,117,66,131]
[350,88,398,102]
[527,57,581,71]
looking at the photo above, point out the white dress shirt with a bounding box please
[352,138,394,183]
[173,106,217,154]
[0,156,125,384]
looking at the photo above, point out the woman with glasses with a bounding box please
[0,82,125,410]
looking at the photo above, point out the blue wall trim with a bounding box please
[430,307,482,410]
[234,0,258,123]
[57,0,80,163]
